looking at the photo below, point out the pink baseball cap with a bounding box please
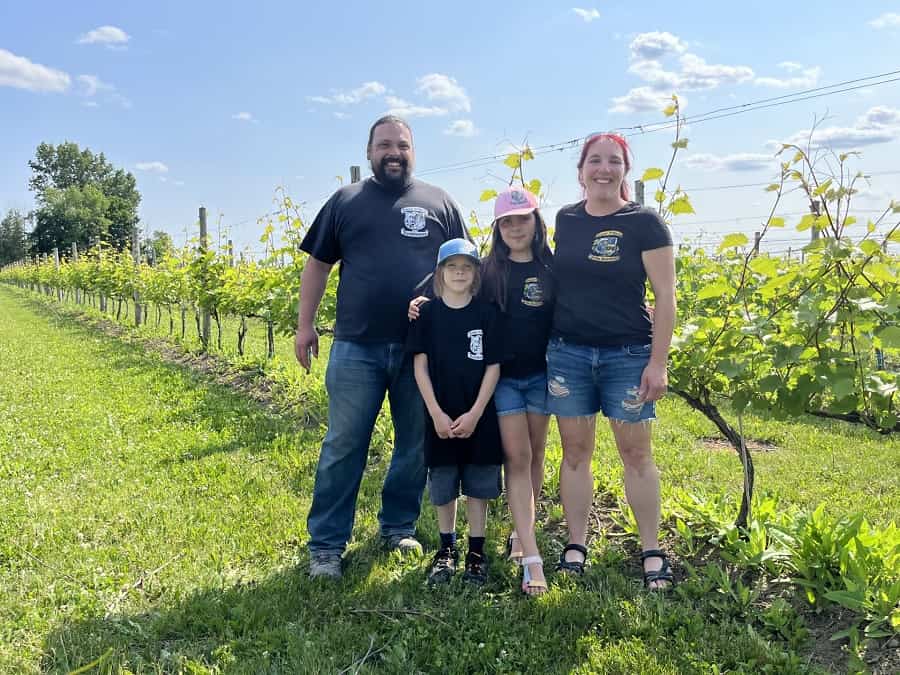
[494,187,538,220]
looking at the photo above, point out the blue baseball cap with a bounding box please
[437,238,479,266]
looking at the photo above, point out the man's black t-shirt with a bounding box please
[406,297,503,467]
[499,259,554,378]
[300,178,467,343]
[552,201,672,346]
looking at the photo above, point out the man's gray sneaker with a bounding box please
[309,551,342,579]
[382,534,423,555]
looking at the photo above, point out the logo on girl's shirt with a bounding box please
[400,206,429,238]
[589,230,622,262]
[467,329,483,360]
[521,277,544,307]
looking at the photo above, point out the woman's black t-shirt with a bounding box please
[552,201,672,346]
[406,297,503,466]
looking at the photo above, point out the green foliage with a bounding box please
[27,141,141,252]
[0,209,27,266]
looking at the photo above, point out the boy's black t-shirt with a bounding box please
[500,259,554,378]
[552,201,672,346]
[406,297,503,467]
[300,177,467,344]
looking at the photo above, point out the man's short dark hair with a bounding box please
[367,115,413,150]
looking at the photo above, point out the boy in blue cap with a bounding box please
[406,238,503,586]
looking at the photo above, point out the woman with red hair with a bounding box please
[546,133,676,589]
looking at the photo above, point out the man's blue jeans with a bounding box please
[307,340,426,554]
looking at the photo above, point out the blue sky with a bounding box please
[2,1,899,257]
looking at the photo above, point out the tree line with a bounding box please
[0,142,173,266]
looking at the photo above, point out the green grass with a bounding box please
[1,286,897,674]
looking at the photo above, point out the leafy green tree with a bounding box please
[0,210,27,265]
[29,186,111,254]
[27,142,140,252]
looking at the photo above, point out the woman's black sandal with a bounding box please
[640,549,674,590]
[556,543,588,576]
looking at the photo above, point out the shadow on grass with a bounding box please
[40,541,820,675]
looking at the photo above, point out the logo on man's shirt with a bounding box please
[400,206,429,238]
[521,277,544,307]
[467,329,483,361]
[589,230,622,262]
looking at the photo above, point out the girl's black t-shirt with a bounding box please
[406,297,503,467]
[500,259,554,379]
[552,201,672,346]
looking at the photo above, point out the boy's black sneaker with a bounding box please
[428,546,458,585]
[462,551,488,586]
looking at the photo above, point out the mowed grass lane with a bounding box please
[1,286,897,673]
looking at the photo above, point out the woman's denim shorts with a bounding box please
[545,337,656,422]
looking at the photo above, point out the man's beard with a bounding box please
[371,156,411,190]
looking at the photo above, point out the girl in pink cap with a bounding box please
[481,187,554,596]
[409,186,554,595]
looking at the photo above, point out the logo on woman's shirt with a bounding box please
[400,206,429,238]
[589,230,622,262]
[467,329,483,360]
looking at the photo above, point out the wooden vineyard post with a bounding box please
[72,242,81,304]
[52,248,61,301]
[634,179,645,207]
[132,228,143,327]
[199,207,211,350]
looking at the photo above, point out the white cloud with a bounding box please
[572,7,600,22]
[77,25,130,46]
[307,80,386,105]
[416,73,471,112]
[0,48,70,93]
[683,152,776,172]
[385,95,447,118]
[77,74,113,96]
[778,106,900,150]
[444,119,477,137]
[609,86,684,113]
[135,161,169,173]
[678,54,754,89]
[232,111,256,122]
[333,111,350,119]
[870,12,900,29]
[174,180,185,187]
[778,61,803,72]
[629,31,688,60]
[611,32,753,112]
[860,106,900,126]
[755,63,821,89]
[83,101,99,108]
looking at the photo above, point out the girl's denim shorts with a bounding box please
[494,371,550,417]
